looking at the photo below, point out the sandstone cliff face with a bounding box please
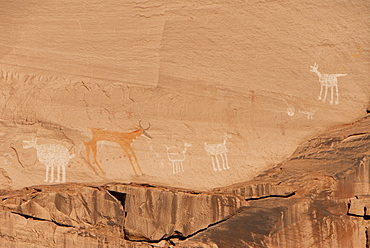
[0,183,246,247]
[0,114,368,247]
[180,115,370,247]
[0,0,368,190]
[0,0,369,247]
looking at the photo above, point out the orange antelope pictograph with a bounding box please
[84,121,152,175]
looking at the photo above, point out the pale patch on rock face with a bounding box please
[2,153,13,165]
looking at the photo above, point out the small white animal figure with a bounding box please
[298,109,316,119]
[23,137,75,183]
[204,134,231,171]
[165,143,191,174]
[310,63,346,105]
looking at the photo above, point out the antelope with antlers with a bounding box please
[310,63,346,105]
[84,121,152,176]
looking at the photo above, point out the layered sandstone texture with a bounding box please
[0,0,369,247]
[0,114,369,247]
[0,0,368,190]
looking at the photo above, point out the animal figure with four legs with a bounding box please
[165,143,191,174]
[310,63,346,105]
[84,121,152,176]
[204,134,231,171]
[23,137,75,183]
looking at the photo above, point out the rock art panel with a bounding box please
[0,0,367,192]
[0,0,368,246]
[0,106,368,248]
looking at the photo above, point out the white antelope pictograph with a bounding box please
[310,63,346,105]
[23,137,75,183]
[165,143,191,174]
[84,121,152,176]
[204,134,231,171]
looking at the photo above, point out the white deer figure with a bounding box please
[165,143,192,174]
[310,63,346,105]
[23,137,75,183]
[204,134,231,171]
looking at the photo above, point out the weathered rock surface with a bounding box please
[0,113,368,247]
[179,114,370,247]
[106,183,246,241]
[0,0,368,191]
[0,183,246,247]
[0,0,369,247]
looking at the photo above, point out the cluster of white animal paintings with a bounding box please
[164,134,232,174]
[310,63,346,105]
[204,134,231,172]
[162,136,234,174]
[23,138,75,183]
[165,143,191,174]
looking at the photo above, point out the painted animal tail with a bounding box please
[334,74,347,77]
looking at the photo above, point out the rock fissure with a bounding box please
[134,207,247,245]
[347,202,370,220]
[108,190,127,209]
[11,211,74,228]
[245,192,296,201]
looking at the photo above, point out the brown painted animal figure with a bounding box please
[84,121,151,175]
